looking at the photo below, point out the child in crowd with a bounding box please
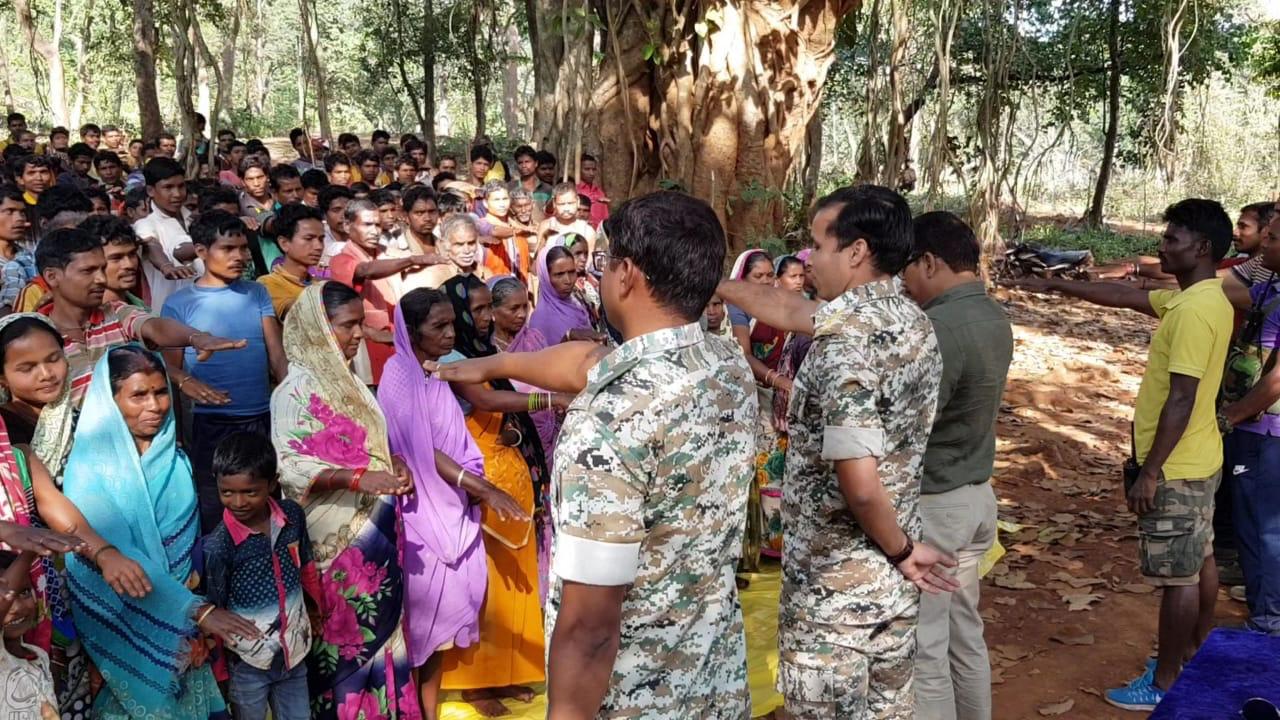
[0,551,58,719]
[203,432,318,720]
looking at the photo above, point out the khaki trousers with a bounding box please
[915,482,998,720]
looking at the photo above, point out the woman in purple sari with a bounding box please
[377,288,526,719]
[510,245,600,462]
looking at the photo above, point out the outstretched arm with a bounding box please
[1009,277,1156,317]
[716,280,820,335]
[433,341,609,393]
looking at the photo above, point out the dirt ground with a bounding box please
[986,288,1247,719]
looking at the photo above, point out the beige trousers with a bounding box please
[915,481,998,720]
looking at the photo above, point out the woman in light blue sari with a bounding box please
[62,345,255,718]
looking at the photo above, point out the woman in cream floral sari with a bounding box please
[271,281,420,719]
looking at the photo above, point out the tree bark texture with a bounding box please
[1085,0,1121,228]
[132,0,163,140]
[13,0,68,125]
[535,0,856,253]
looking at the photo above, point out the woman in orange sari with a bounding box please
[436,274,570,716]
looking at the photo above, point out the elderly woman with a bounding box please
[64,346,256,718]
[270,282,419,718]
[420,214,491,289]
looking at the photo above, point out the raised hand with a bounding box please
[0,522,85,556]
[190,333,249,362]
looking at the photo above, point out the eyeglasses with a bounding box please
[591,250,617,272]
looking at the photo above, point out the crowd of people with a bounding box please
[0,106,1267,720]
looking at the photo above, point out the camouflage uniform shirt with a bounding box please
[547,323,757,719]
[781,279,942,631]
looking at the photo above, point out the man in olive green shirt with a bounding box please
[901,212,1013,720]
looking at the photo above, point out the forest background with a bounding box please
[5,0,1280,257]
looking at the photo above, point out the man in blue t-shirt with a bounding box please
[162,209,288,533]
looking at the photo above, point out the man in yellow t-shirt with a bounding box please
[1014,198,1234,712]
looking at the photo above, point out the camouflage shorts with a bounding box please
[777,614,917,719]
[1138,470,1221,587]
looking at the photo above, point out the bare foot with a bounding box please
[495,685,536,703]
[461,690,510,718]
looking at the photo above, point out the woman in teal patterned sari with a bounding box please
[63,346,253,718]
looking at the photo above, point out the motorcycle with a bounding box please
[995,243,1093,280]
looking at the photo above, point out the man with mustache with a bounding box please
[160,209,288,533]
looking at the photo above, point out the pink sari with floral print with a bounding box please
[271,283,421,719]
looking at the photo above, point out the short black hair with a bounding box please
[198,186,240,215]
[67,143,95,161]
[368,188,395,208]
[124,186,149,212]
[371,129,391,143]
[275,202,323,240]
[48,126,67,139]
[36,185,93,221]
[535,150,556,166]
[106,345,166,396]
[84,185,110,209]
[602,191,725,322]
[577,194,592,209]
[289,127,306,146]
[830,185,914,274]
[78,213,137,247]
[5,112,24,125]
[0,187,24,205]
[911,211,979,273]
[323,151,351,173]
[212,431,277,483]
[337,132,359,147]
[0,316,63,367]
[402,185,436,212]
[581,153,597,164]
[437,191,468,215]
[143,156,185,186]
[36,227,101,273]
[354,149,380,167]
[470,145,496,164]
[513,145,536,162]
[9,154,49,179]
[321,280,360,318]
[318,184,353,213]
[1241,201,1277,228]
[190,209,246,248]
[79,123,101,136]
[226,139,246,152]
[93,150,122,170]
[1163,199,1233,262]
[301,168,329,191]
[269,163,301,189]
[430,172,456,193]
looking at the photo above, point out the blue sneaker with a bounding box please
[1106,674,1166,712]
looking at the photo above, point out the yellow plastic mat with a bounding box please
[439,565,784,719]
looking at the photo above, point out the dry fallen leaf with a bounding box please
[993,571,1037,590]
[1050,625,1096,646]
[1119,583,1155,594]
[1038,698,1075,716]
[994,597,1017,606]
[1062,592,1104,611]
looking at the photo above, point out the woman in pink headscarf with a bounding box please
[377,288,525,719]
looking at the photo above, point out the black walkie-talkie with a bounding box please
[1123,422,1140,494]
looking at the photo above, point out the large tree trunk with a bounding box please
[132,0,163,140]
[501,23,522,139]
[297,0,332,140]
[0,18,17,113]
[466,0,487,138]
[169,1,201,176]
[538,0,855,253]
[422,0,436,153]
[70,0,95,129]
[1085,0,1121,229]
[13,0,69,125]
[969,0,1020,261]
[191,4,236,154]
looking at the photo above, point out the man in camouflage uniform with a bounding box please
[720,185,957,719]
[541,191,756,719]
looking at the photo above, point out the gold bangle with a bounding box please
[195,604,215,627]
[177,376,192,391]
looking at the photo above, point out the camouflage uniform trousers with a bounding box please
[1139,470,1221,587]
[778,607,919,719]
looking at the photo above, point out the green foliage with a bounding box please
[1021,224,1157,261]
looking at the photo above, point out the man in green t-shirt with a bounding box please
[1015,198,1234,712]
